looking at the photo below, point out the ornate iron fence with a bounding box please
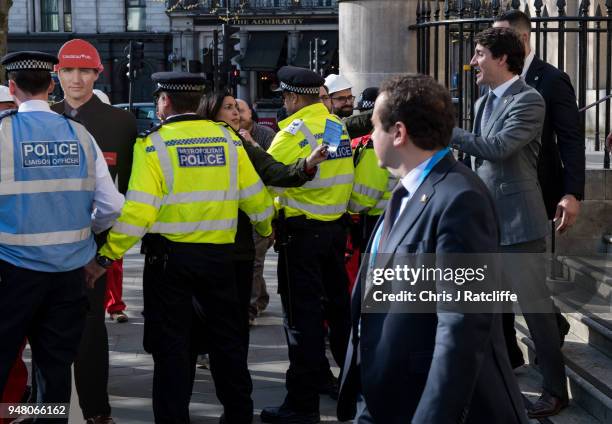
[410,0,612,168]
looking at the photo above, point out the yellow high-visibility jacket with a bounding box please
[267,103,354,221]
[348,136,399,216]
[99,116,273,260]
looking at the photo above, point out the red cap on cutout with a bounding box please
[55,39,104,72]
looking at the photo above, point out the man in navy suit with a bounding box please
[337,74,528,424]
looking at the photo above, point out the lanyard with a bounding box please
[367,148,450,274]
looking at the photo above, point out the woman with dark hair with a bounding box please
[197,91,328,337]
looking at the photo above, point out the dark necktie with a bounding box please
[381,185,408,244]
[480,92,496,134]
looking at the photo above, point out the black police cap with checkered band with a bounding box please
[152,72,206,95]
[1,51,58,72]
[275,66,324,95]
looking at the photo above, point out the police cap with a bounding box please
[0,51,58,72]
[276,66,324,96]
[357,87,379,111]
[152,72,206,95]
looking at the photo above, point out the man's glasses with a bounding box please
[330,95,355,104]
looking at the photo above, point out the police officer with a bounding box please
[0,51,123,415]
[348,87,398,255]
[87,72,274,424]
[261,66,354,424]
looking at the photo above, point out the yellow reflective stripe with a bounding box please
[374,199,389,210]
[348,199,368,213]
[150,219,237,234]
[352,183,385,200]
[219,126,239,194]
[164,190,237,204]
[0,227,91,246]
[246,205,274,223]
[303,173,354,189]
[278,197,346,215]
[299,124,322,181]
[0,117,14,183]
[0,178,95,195]
[150,132,174,192]
[126,190,162,208]
[113,221,149,238]
[299,124,319,150]
[239,180,265,199]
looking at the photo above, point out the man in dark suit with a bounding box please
[337,74,528,424]
[494,10,584,232]
[452,27,568,418]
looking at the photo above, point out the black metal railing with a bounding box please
[410,0,612,168]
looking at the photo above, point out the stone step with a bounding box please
[516,366,602,424]
[515,318,612,424]
[556,256,612,303]
[549,280,612,359]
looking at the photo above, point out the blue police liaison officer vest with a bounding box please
[0,110,97,272]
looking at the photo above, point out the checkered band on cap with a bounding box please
[280,82,319,95]
[5,59,55,72]
[157,82,205,92]
[359,100,375,110]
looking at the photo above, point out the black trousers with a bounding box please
[73,275,111,419]
[0,260,87,423]
[234,258,255,348]
[278,218,351,413]
[143,241,253,424]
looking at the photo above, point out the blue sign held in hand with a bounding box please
[322,119,343,153]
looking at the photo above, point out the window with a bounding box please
[63,0,72,32]
[41,0,59,32]
[35,0,72,32]
[127,0,146,32]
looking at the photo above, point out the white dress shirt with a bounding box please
[488,74,520,112]
[18,100,124,233]
[521,50,536,79]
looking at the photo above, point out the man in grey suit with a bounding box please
[337,74,528,424]
[452,27,568,418]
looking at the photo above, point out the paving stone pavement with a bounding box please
[95,246,343,424]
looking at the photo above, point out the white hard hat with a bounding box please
[0,85,14,103]
[324,74,352,95]
[93,89,110,105]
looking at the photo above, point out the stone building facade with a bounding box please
[8,0,173,103]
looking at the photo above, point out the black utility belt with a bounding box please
[142,234,233,254]
[285,215,345,229]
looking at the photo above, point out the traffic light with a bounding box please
[222,24,241,72]
[125,41,145,80]
[310,38,331,75]
[202,47,214,73]
[132,41,144,72]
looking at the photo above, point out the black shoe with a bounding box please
[260,405,320,423]
[318,373,339,400]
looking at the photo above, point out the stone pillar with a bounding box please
[338,0,418,96]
